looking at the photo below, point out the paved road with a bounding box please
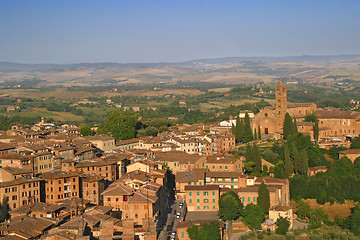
[158,199,186,240]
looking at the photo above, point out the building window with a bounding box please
[197,199,200,203]
[197,206,200,210]
[197,192,199,196]
[189,192,192,196]
[204,199,209,203]
[248,197,250,202]
[189,199,192,203]
[213,199,215,203]
[253,197,256,202]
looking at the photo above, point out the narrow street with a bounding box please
[158,199,186,240]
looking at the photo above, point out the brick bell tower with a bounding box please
[275,80,287,132]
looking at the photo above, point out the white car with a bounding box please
[176,212,181,219]
[179,203,183,208]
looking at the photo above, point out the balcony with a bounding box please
[64,182,71,186]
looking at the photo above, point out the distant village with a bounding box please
[0,82,360,239]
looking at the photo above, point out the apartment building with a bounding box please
[185,185,220,212]
[83,175,105,205]
[74,160,117,181]
[0,178,41,210]
[40,171,80,204]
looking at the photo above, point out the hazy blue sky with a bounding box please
[1,0,359,64]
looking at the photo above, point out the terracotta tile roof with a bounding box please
[0,142,16,150]
[316,109,360,119]
[0,153,29,160]
[2,215,56,237]
[2,167,34,175]
[154,151,205,164]
[203,155,240,164]
[84,134,114,141]
[176,171,204,183]
[339,149,360,154]
[0,178,40,188]
[40,171,79,180]
[127,191,157,204]
[308,166,328,171]
[101,180,133,196]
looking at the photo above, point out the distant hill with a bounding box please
[1,54,360,72]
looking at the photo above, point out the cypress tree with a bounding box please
[254,128,257,140]
[243,113,253,143]
[314,121,319,143]
[257,125,261,140]
[257,182,270,214]
[300,149,309,174]
[284,144,293,178]
[291,143,300,173]
[235,117,241,142]
[291,117,298,136]
[231,123,236,135]
[239,118,245,142]
[283,113,292,139]
[253,143,262,174]
[245,143,253,163]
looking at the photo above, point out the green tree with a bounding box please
[304,114,319,142]
[299,149,309,174]
[257,182,270,214]
[284,144,293,178]
[291,117,298,136]
[245,144,253,163]
[218,190,244,220]
[289,174,308,201]
[276,217,290,235]
[79,124,94,136]
[137,126,158,137]
[274,161,285,179]
[242,203,265,230]
[253,128,257,140]
[296,200,313,219]
[187,221,221,240]
[291,144,301,174]
[349,205,360,235]
[314,121,319,143]
[283,113,293,139]
[243,113,253,143]
[231,123,236,135]
[351,137,360,149]
[252,143,262,174]
[304,113,317,122]
[257,125,261,140]
[235,117,241,142]
[99,109,139,140]
[244,162,255,174]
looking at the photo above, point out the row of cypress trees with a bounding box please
[231,112,261,143]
